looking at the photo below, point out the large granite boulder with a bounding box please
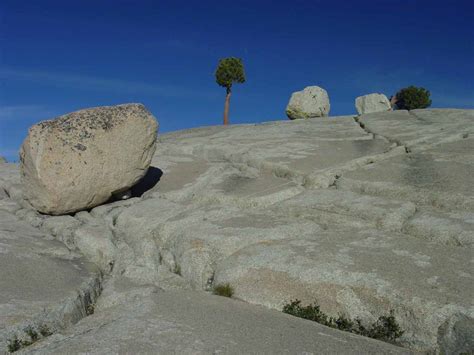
[286,86,330,119]
[20,104,158,215]
[355,93,391,115]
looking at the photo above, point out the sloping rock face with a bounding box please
[286,86,330,119]
[355,93,392,115]
[17,282,410,354]
[1,109,473,353]
[20,104,158,215]
[0,188,408,354]
[0,209,101,350]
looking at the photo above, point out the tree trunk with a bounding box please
[223,88,231,125]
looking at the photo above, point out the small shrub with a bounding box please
[282,300,331,326]
[38,324,52,337]
[394,86,432,110]
[283,299,404,343]
[365,310,404,342]
[19,339,32,347]
[7,336,22,353]
[173,264,182,276]
[24,325,38,342]
[6,324,53,352]
[212,283,234,298]
[86,303,95,315]
[333,313,355,332]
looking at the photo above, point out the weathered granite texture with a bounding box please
[15,278,410,354]
[286,86,330,119]
[20,103,158,215]
[0,109,473,353]
[355,93,392,115]
[0,209,101,351]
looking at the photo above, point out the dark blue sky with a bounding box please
[1,0,473,161]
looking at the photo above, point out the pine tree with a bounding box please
[215,57,246,125]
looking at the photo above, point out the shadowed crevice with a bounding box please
[130,166,163,197]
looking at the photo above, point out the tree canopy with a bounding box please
[395,86,432,110]
[215,57,246,92]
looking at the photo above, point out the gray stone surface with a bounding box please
[73,223,118,272]
[286,86,330,119]
[0,209,101,350]
[19,281,410,355]
[0,109,473,353]
[355,93,392,115]
[20,103,158,215]
[357,109,474,151]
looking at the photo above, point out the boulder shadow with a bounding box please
[130,166,163,197]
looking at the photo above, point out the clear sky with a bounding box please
[1,0,473,162]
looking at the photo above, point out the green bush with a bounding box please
[394,85,432,110]
[38,324,52,337]
[215,57,246,90]
[24,325,38,342]
[6,324,52,353]
[282,299,331,326]
[283,299,404,343]
[212,283,234,298]
[7,336,22,353]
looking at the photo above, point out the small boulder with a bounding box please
[20,103,158,215]
[355,93,392,115]
[286,86,330,120]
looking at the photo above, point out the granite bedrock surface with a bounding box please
[0,109,473,354]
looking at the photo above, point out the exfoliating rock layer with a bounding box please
[1,108,473,353]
